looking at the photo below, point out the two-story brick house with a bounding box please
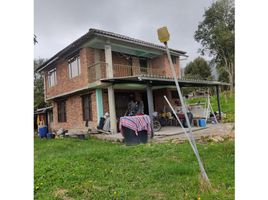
[36,28,226,134]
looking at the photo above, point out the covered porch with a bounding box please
[96,75,229,135]
[102,75,228,116]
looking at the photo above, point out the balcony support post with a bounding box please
[96,88,104,123]
[105,42,113,79]
[216,85,222,121]
[105,42,117,134]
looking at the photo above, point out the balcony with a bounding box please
[88,62,164,83]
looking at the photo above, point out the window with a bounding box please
[48,111,53,122]
[139,58,148,68]
[171,55,177,64]
[82,95,92,121]
[68,56,81,78]
[57,100,66,122]
[48,68,57,87]
[139,58,148,74]
[128,57,133,66]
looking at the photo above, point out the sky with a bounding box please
[34,0,214,68]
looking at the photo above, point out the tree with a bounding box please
[34,35,38,45]
[194,0,234,90]
[184,57,212,80]
[34,58,48,110]
[182,57,212,95]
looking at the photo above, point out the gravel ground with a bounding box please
[153,123,235,143]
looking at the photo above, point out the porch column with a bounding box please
[146,82,154,137]
[96,88,103,123]
[105,42,113,78]
[216,85,222,120]
[105,43,117,134]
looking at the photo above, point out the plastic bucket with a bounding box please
[122,126,140,145]
[121,126,148,145]
[198,119,206,127]
[38,125,48,138]
[47,132,55,139]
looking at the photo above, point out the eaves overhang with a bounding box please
[35,28,188,73]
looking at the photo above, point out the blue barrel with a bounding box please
[38,125,48,138]
[199,119,206,127]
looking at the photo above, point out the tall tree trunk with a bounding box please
[225,66,233,92]
[229,73,234,92]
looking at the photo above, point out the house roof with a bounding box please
[34,106,53,114]
[35,28,187,72]
[100,74,230,87]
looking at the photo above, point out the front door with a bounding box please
[115,91,149,117]
[115,92,134,118]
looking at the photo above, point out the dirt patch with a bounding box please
[54,188,74,200]
[149,191,166,199]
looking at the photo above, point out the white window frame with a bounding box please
[68,56,81,78]
[48,68,57,87]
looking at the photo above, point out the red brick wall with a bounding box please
[153,88,175,113]
[112,52,129,65]
[45,48,95,99]
[45,47,180,100]
[51,90,98,132]
[98,50,130,65]
[151,56,165,76]
[151,54,180,78]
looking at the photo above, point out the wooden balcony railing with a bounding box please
[88,62,164,83]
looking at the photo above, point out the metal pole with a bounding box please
[164,96,198,156]
[205,93,210,122]
[216,85,222,120]
[147,82,154,138]
[209,101,218,124]
[164,42,210,183]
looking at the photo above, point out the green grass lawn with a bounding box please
[186,91,235,122]
[34,138,234,199]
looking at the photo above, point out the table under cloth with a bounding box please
[119,115,152,136]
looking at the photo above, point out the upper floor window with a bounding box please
[68,56,81,78]
[48,68,57,87]
[128,57,133,66]
[139,58,148,68]
[171,55,177,64]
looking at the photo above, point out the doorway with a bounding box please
[115,91,148,117]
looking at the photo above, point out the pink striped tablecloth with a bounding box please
[119,115,152,135]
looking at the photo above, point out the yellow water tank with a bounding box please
[157,26,170,43]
